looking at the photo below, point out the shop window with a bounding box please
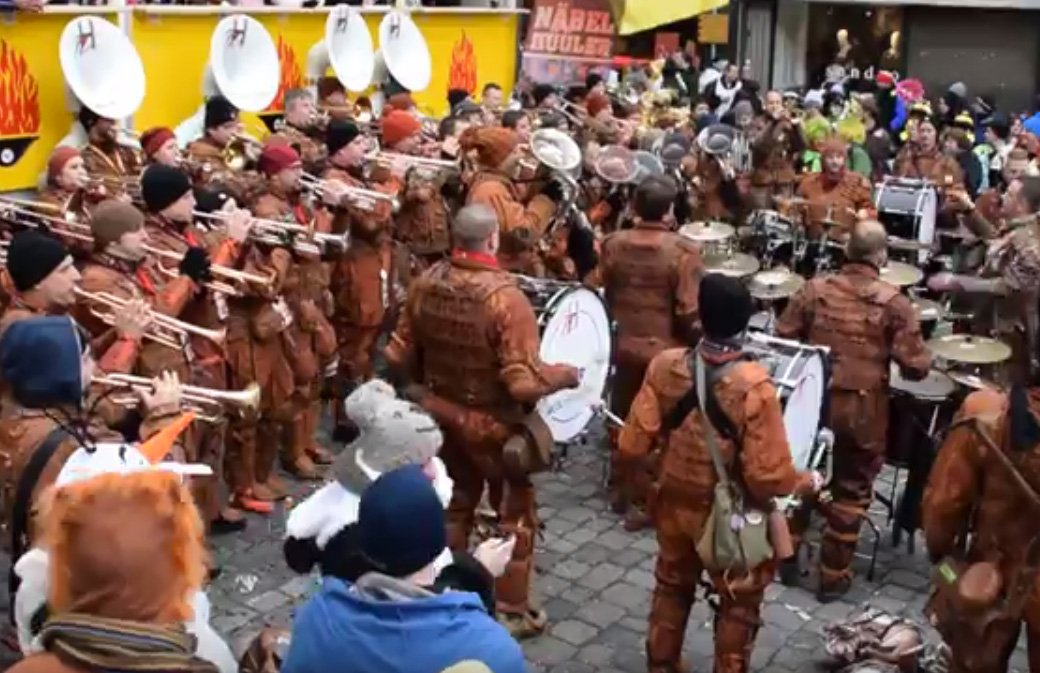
[806,4,904,85]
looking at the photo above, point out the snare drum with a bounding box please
[886,363,956,466]
[518,278,614,443]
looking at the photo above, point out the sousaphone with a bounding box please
[58,17,146,149]
[370,8,431,116]
[306,6,374,93]
[174,15,280,147]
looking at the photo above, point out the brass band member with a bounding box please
[186,95,255,201]
[893,115,964,189]
[500,110,533,144]
[0,232,82,338]
[38,147,91,219]
[481,82,504,124]
[620,274,820,673]
[795,135,874,238]
[139,127,182,169]
[78,107,140,198]
[385,204,580,638]
[316,76,351,122]
[323,119,370,189]
[602,175,702,532]
[271,88,327,174]
[391,116,452,271]
[462,127,560,275]
[749,90,804,209]
[776,221,931,601]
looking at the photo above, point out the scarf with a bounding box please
[41,613,218,673]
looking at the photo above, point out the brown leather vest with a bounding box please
[603,228,684,364]
[808,271,899,391]
[415,261,516,410]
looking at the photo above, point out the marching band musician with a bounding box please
[601,175,703,532]
[794,135,874,239]
[481,82,504,124]
[270,89,327,175]
[252,144,339,478]
[775,220,932,601]
[619,274,821,673]
[0,232,83,338]
[384,204,581,639]
[185,96,257,202]
[394,137,453,273]
[690,125,745,223]
[749,90,804,210]
[462,126,560,275]
[77,107,141,200]
[316,76,351,122]
[37,147,92,221]
[138,127,183,169]
[893,115,965,189]
[949,147,1033,240]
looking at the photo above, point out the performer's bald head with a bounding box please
[452,204,499,253]
[845,219,888,267]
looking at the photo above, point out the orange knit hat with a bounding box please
[381,110,422,147]
[460,127,518,168]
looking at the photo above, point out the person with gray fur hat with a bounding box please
[283,380,511,612]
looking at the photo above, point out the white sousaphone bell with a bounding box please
[174,14,280,148]
[57,16,146,150]
[307,6,374,94]
[370,8,431,118]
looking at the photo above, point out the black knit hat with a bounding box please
[204,95,238,130]
[700,273,753,340]
[447,88,470,110]
[77,106,102,132]
[193,187,233,215]
[326,119,361,155]
[532,84,556,106]
[6,230,69,293]
[141,164,193,213]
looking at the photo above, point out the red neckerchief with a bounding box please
[452,249,499,267]
[292,202,309,226]
[135,266,157,296]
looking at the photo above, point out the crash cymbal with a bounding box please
[749,268,805,301]
[880,261,924,288]
[911,297,944,322]
[888,236,932,251]
[946,371,1001,391]
[927,334,1012,365]
[679,221,735,243]
[704,252,760,279]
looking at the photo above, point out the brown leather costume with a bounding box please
[749,115,802,207]
[601,221,703,514]
[81,142,140,196]
[776,263,931,589]
[691,155,740,222]
[620,346,813,673]
[796,170,875,238]
[269,124,327,175]
[923,387,1040,673]
[395,169,452,272]
[185,136,260,204]
[466,171,555,275]
[893,145,965,188]
[384,252,577,618]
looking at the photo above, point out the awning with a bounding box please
[804,0,1040,7]
[610,0,729,36]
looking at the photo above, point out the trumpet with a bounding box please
[192,210,348,255]
[0,197,95,244]
[142,244,273,297]
[93,373,261,422]
[75,287,226,351]
[550,103,586,128]
[298,172,400,213]
[365,150,459,177]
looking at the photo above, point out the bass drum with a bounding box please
[745,332,830,472]
[518,278,613,443]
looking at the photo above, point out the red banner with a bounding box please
[522,0,616,85]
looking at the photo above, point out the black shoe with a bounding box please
[210,516,248,536]
[778,558,801,587]
[332,424,359,444]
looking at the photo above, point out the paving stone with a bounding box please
[246,589,290,613]
[578,562,626,590]
[886,569,930,590]
[545,598,581,620]
[597,529,634,551]
[623,567,656,590]
[761,603,806,632]
[575,600,627,629]
[551,619,599,646]
[631,536,659,554]
[525,636,578,667]
[557,506,597,524]
[561,586,596,605]
[595,623,644,650]
[572,543,613,565]
[279,574,317,599]
[610,646,647,673]
[577,643,615,666]
[553,559,592,581]
[601,581,649,610]
[611,548,649,568]
[550,662,596,673]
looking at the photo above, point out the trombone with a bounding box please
[298,172,400,213]
[75,287,226,351]
[0,197,95,244]
[93,373,261,422]
[142,244,274,297]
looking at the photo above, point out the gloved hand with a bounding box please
[178,246,212,284]
[567,224,599,279]
[541,179,567,203]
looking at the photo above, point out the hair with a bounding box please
[452,204,498,251]
[634,174,679,221]
[501,110,525,130]
[283,88,313,111]
[987,118,1011,141]
[482,82,502,95]
[943,127,973,152]
[1020,176,1040,212]
[845,220,888,263]
[564,85,588,104]
[438,116,460,141]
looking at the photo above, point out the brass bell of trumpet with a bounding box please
[93,373,261,422]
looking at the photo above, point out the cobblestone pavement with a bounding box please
[200,417,1039,673]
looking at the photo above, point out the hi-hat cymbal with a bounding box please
[927,334,1012,365]
[888,236,932,251]
[679,221,735,243]
[749,268,805,301]
[911,297,944,322]
[880,261,924,287]
[704,253,760,278]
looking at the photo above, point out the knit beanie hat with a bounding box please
[532,84,555,106]
[335,380,442,488]
[357,465,446,578]
[90,200,144,252]
[204,95,238,130]
[700,273,753,340]
[386,92,416,113]
[141,164,192,214]
[381,110,422,148]
[459,126,518,168]
[0,316,84,409]
[77,107,102,132]
[140,127,176,158]
[6,231,69,293]
[258,143,302,176]
[447,88,470,110]
[193,187,233,215]
[317,76,345,102]
[47,147,80,185]
[326,119,361,155]
[586,92,611,118]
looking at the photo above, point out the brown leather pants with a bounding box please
[947,610,1040,673]
[649,491,771,673]
[332,323,381,427]
[609,361,655,509]
[441,424,537,616]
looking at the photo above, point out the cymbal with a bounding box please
[888,236,932,251]
[819,219,846,230]
[911,297,944,322]
[749,268,805,301]
[880,261,924,287]
[927,334,1012,365]
[703,253,760,279]
[946,371,1001,391]
[679,221,735,243]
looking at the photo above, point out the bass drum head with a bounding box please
[780,349,827,471]
[535,287,612,443]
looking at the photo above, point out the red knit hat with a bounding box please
[586,93,611,118]
[258,143,302,176]
[381,110,422,147]
[386,93,416,113]
[47,147,80,184]
[140,127,176,158]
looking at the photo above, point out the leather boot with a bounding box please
[284,414,322,480]
[305,403,334,465]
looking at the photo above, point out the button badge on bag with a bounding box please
[744,512,763,526]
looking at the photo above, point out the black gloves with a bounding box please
[179,246,212,284]
[541,179,566,204]
[567,224,599,279]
